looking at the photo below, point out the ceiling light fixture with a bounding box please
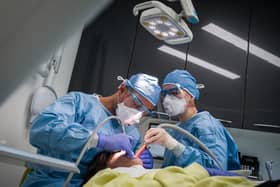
[202,23,280,68]
[133,0,199,45]
[158,45,240,79]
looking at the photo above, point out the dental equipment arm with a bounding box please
[158,123,224,170]
[134,0,199,23]
[179,0,199,23]
[0,145,79,174]
[133,1,176,18]
[166,0,199,23]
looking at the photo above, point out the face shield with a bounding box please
[161,84,181,98]
[126,86,150,113]
[116,86,152,125]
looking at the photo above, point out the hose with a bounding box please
[158,123,224,170]
[64,116,125,187]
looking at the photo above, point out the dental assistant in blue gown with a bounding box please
[144,69,240,170]
[22,73,160,187]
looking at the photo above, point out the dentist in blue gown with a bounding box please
[22,73,160,187]
[145,69,240,170]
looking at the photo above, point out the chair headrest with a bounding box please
[30,86,57,117]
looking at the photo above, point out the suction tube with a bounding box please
[64,116,125,187]
[158,123,224,170]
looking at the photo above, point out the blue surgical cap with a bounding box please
[125,73,161,106]
[163,69,200,100]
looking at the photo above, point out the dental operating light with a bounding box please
[133,0,199,45]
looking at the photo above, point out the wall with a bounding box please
[228,128,280,180]
[0,29,82,187]
[0,0,112,104]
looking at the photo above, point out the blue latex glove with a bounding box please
[205,168,240,176]
[139,149,153,169]
[97,133,134,159]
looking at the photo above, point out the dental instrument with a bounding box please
[265,160,273,180]
[135,144,148,158]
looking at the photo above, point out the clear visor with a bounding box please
[161,84,181,97]
[124,87,150,113]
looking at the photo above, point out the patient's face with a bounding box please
[106,151,143,168]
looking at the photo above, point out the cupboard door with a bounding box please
[244,1,280,133]
[187,0,250,128]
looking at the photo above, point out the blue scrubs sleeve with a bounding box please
[174,136,219,169]
[162,112,234,170]
[173,125,227,169]
[30,92,91,153]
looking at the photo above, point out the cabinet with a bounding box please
[69,0,280,133]
[244,1,280,133]
[186,0,250,128]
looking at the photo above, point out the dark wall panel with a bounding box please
[244,1,280,133]
[129,25,188,85]
[186,0,250,128]
[68,0,279,133]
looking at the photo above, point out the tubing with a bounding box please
[158,123,224,170]
[64,116,124,187]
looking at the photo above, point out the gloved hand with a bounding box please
[138,149,153,169]
[96,132,135,159]
[144,128,177,150]
[205,168,240,176]
[144,128,185,157]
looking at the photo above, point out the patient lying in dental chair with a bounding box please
[83,151,256,187]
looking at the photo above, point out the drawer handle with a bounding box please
[253,123,280,129]
[218,119,232,124]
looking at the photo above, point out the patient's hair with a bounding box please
[83,150,142,185]
[82,151,112,185]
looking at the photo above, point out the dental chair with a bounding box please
[19,85,58,185]
[19,48,62,186]
[29,86,57,122]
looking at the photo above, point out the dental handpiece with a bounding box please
[135,144,147,158]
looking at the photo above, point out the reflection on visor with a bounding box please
[127,87,150,113]
[161,85,180,97]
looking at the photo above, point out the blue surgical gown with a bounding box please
[22,92,141,187]
[162,111,240,170]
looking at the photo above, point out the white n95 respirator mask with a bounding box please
[162,95,187,116]
[116,103,143,125]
